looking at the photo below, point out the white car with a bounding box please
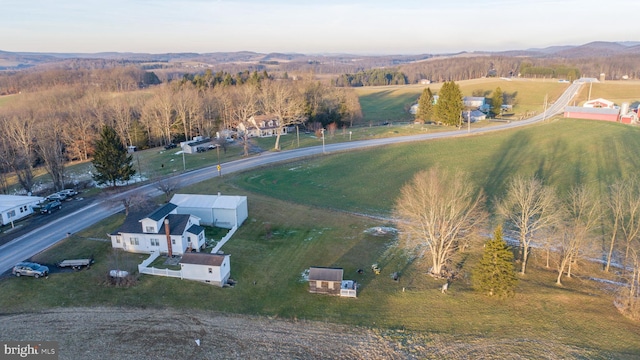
[58,189,78,197]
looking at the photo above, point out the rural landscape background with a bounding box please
[1,38,640,359]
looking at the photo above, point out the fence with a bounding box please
[137,251,182,279]
[211,225,238,253]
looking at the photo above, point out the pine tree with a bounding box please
[416,87,434,122]
[434,81,463,126]
[472,225,518,297]
[492,87,503,118]
[92,125,135,187]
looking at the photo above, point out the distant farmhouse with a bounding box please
[0,195,44,226]
[237,115,288,138]
[563,97,637,124]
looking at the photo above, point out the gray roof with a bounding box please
[186,224,205,235]
[146,203,177,221]
[180,252,226,266]
[308,267,343,282]
[564,106,620,115]
[159,214,192,235]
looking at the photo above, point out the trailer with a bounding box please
[58,258,94,270]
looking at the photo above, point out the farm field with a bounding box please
[2,119,640,358]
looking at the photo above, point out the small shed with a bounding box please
[308,266,356,297]
[0,195,45,226]
[180,252,231,287]
[182,138,214,154]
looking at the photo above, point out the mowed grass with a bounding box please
[573,80,640,106]
[235,118,640,216]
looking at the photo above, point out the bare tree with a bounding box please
[155,177,180,202]
[34,117,66,191]
[229,84,261,157]
[617,181,640,271]
[261,80,306,150]
[605,180,628,272]
[556,185,601,285]
[394,168,485,277]
[497,176,560,275]
[1,111,37,193]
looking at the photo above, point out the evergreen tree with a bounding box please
[434,81,463,126]
[492,87,503,117]
[92,125,135,187]
[472,225,518,297]
[416,87,434,122]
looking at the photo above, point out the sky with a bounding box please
[2,0,639,55]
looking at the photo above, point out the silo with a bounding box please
[621,102,630,115]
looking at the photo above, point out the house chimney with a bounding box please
[165,218,172,257]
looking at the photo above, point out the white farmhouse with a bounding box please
[110,203,206,255]
[0,195,45,226]
[179,252,231,287]
[170,193,248,228]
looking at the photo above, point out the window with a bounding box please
[171,239,176,245]
[19,207,24,213]
[199,233,204,240]
[130,237,139,245]
[116,237,121,244]
[150,239,159,246]
[208,268,213,273]
[145,226,155,233]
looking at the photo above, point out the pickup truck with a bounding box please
[58,258,94,270]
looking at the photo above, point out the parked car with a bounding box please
[12,262,49,278]
[196,146,207,153]
[207,144,218,150]
[164,143,177,150]
[46,193,67,202]
[58,189,78,197]
[40,200,62,214]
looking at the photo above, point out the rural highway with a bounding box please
[0,82,582,274]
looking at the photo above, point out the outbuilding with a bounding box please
[564,106,620,122]
[308,267,357,297]
[180,252,231,287]
[0,195,45,226]
[170,193,248,228]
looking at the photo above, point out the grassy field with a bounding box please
[2,119,640,357]
[235,118,640,216]
[353,78,570,123]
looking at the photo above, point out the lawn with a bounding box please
[235,118,640,217]
[2,119,640,357]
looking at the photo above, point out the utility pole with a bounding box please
[467,110,471,133]
[543,94,548,121]
[321,128,325,154]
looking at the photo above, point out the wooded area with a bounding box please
[0,68,362,194]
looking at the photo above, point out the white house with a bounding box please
[170,193,248,228]
[463,96,486,108]
[179,252,231,287]
[462,110,487,123]
[237,115,287,138]
[583,98,615,109]
[0,195,45,226]
[110,203,206,255]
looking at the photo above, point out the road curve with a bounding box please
[0,82,582,274]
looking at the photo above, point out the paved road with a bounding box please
[0,82,582,274]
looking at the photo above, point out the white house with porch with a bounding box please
[0,195,45,226]
[170,193,248,229]
[110,203,206,255]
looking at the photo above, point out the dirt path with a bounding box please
[0,307,605,360]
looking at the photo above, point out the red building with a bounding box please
[564,106,620,122]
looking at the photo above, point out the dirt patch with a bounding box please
[0,307,608,359]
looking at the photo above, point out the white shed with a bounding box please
[170,193,248,228]
[180,252,231,287]
[0,195,45,226]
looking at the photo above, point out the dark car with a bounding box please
[164,143,177,150]
[12,262,49,278]
[40,200,62,214]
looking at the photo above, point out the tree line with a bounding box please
[0,69,362,194]
[395,168,640,318]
